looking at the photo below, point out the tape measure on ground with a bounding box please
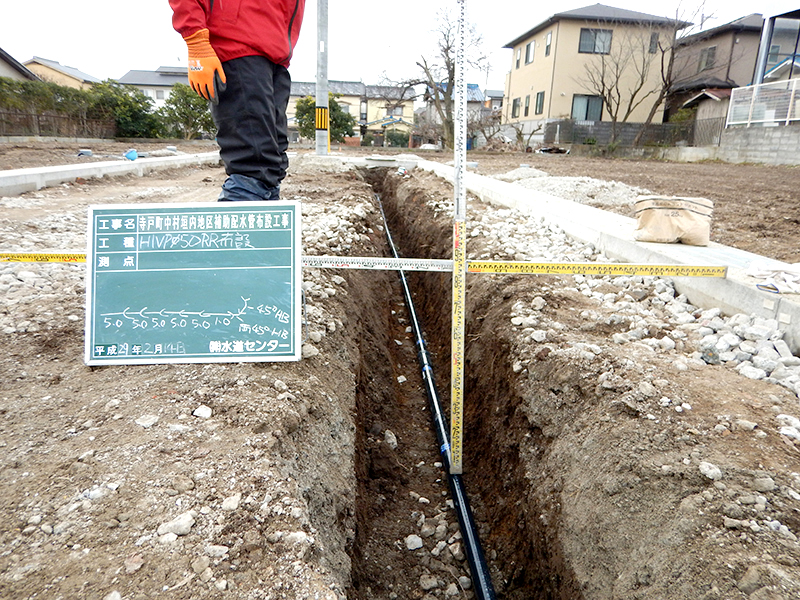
[467,261,728,278]
[2,252,728,279]
[0,252,86,263]
[303,255,453,272]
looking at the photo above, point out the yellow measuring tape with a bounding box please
[0,252,86,263]
[468,261,727,277]
[1,252,728,279]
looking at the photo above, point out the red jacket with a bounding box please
[170,0,305,67]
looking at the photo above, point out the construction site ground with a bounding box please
[1,140,800,600]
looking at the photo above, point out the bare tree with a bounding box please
[631,5,713,146]
[468,106,503,146]
[577,5,723,147]
[416,10,487,149]
[577,21,676,145]
[507,120,543,151]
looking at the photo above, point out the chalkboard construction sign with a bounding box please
[85,202,301,365]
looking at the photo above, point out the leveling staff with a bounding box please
[170,0,306,201]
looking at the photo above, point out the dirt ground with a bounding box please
[1,141,800,600]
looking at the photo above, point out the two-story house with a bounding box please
[668,14,763,121]
[503,4,681,141]
[23,57,100,90]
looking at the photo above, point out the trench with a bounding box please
[346,166,583,600]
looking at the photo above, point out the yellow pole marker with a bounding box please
[450,220,466,474]
[0,252,86,263]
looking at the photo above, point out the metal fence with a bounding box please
[727,78,800,127]
[0,110,116,138]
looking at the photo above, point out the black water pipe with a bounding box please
[376,194,497,600]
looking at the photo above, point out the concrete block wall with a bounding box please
[715,126,800,166]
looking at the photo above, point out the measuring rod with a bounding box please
[1,252,728,279]
[450,0,469,476]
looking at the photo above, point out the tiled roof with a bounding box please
[504,3,685,48]
[25,56,100,83]
[117,68,187,87]
[678,13,763,46]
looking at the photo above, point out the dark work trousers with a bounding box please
[211,55,291,200]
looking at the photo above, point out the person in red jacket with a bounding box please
[170,0,305,201]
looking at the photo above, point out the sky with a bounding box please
[2,0,797,93]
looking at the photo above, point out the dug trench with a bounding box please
[364,165,800,600]
[2,156,800,599]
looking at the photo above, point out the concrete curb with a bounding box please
[0,152,222,196]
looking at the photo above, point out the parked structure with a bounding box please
[117,67,188,108]
[0,48,38,82]
[727,9,800,129]
[23,57,100,90]
[754,8,800,83]
[503,4,683,143]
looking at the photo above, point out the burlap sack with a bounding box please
[633,196,713,246]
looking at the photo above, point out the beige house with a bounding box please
[503,4,681,136]
[24,57,100,89]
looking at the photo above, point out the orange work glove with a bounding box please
[183,29,226,104]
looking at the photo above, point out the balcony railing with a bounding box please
[726,78,800,127]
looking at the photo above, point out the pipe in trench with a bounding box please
[375,194,497,600]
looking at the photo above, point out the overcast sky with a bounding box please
[2,0,797,92]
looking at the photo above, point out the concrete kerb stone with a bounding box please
[0,152,222,197]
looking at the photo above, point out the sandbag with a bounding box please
[633,196,713,246]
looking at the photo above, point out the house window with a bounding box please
[535,91,545,115]
[649,32,659,54]
[579,28,612,54]
[525,41,534,64]
[386,106,403,116]
[571,94,603,121]
[516,49,521,68]
[698,46,716,72]
[360,100,367,121]
[511,97,521,118]
[156,90,164,100]
[768,44,781,64]
[524,95,530,117]
[545,31,552,56]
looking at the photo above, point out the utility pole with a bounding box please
[315,0,329,155]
